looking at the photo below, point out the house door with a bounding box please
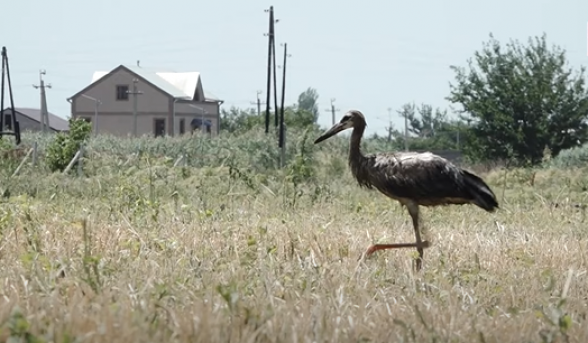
[179,119,185,135]
[154,119,166,137]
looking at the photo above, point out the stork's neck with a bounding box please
[348,125,366,170]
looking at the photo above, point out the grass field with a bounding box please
[0,130,587,342]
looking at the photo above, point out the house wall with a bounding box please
[172,101,219,136]
[74,112,171,137]
[174,113,218,136]
[71,68,221,137]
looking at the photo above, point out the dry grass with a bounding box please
[0,154,588,342]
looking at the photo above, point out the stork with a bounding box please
[314,110,498,270]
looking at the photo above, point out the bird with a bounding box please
[314,110,499,270]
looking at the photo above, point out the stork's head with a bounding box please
[314,110,366,144]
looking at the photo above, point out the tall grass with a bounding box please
[0,128,586,342]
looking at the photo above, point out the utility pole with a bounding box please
[32,70,51,133]
[404,109,408,151]
[263,6,275,134]
[386,107,393,142]
[127,78,143,137]
[81,94,101,135]
[325,98,339,126]
[279,43,290,168]
[250,90,266,116]
[272,28,279,129]
[1,46,21,145]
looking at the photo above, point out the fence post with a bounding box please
[11,148,34,177]
[173,154,184,167]
[63,150,82,174]
[77,144,84,176]
[32,141,38,167]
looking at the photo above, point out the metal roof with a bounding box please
[2,107,70,131]
[91,65,221,102]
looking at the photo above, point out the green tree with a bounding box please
[46,118,92,173]
[297,87,319,122]
[447,33,588,164]
[396,102,464,150]
[219,106,261,133]
[220,88,321,134]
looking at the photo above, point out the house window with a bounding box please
[4,114,12,130]
[154,119,166,137]
[179,119,185,134]
[116,85,129,101]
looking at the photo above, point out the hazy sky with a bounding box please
[2,0,586,136]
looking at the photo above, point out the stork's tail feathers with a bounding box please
[462,170,499,212]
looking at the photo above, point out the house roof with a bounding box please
[2,107,70,131]
[82,64,222,103]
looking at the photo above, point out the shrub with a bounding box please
[546,143,588,169]
[46,118,92,173]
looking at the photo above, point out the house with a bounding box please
[67,64,223,137]
[0,107,69,133]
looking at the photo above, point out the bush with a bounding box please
[546,143,588,169]
[46,118,92,173]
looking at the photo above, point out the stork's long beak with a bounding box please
[314,122,346,144]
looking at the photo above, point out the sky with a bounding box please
[1,0,587,137]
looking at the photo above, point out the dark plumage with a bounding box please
[314,110,498,270]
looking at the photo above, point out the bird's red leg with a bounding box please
[363,203,431,271]
[365,241,431,256]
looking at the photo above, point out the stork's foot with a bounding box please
[364,240,431,257]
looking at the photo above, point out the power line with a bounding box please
[32,70,51,133]
[14,33,582,56]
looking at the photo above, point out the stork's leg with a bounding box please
[406,202,424,271]
[363,202,430,262]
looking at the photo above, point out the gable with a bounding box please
[68,64,222,103]
[194,78,205,102]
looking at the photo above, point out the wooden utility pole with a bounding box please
[264,6,275,134]
[272,28,279,129]
[279,43,290,168]
[32,70,51,133]
[250,90,266,116]
[404,109,409,151]
[0,46,21,145]
[127,78,143,137]
[325,98,339,126]
[386,107,393,142]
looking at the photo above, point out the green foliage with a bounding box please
[297,87,320,122]
[219,88,320,134]
[285,128,316,206]
[0,137,20,173]
[219,107,261,133]
[447,33,588,165]
[395,102,466,151]
[546,142,588,168]
[45,118,92,173]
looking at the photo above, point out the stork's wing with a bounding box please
[366,152,471,202]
